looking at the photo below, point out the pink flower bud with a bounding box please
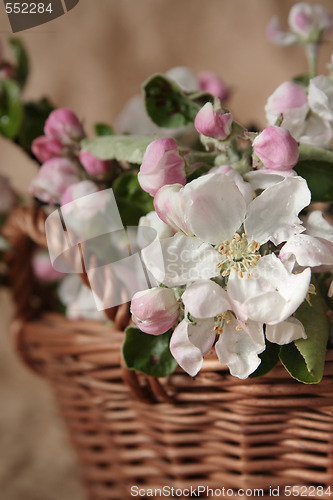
[60,180,99,207]
[0,63,14,79]
[32,135,64,163]
[131,287,180,335]
[0,175,17,213]
[32,248,63,282]
[79,150,113,177]
[44,108,84,145]
[198,71,230,102]
[138,138,186,197]
[29,158,80,204]
[289,3,333,39]
[252,126,299,171]
[194,103,232,140]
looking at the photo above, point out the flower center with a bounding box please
[214,311,232,334]
[216,233,261,278]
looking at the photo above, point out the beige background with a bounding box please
[0,1,333,498]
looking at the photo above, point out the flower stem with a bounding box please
[305,42,318,79]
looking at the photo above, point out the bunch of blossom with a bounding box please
[30,108,115,205]
[132,132,332,378]
[3,3,333,380]
[129,3,333,380]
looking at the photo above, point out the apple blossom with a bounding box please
[170,278,307,379]
[29,158,80,204]
[197,71,230,102]
[252,126,299,170]
[44,108,84,145]
[131,287,180,335]
[32,136,64,163]
[267,3,333,45]
[32,248,63,282]
[138,138,186,197]
[79,150,113,177]
[265,80,333,148]
[58,275,106,321]
[194,103,232,140]
[143,173,311,288]
[289,3,333,40]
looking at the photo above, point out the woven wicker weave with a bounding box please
[3,206,333,500]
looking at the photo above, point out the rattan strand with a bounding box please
[3,205,333,499]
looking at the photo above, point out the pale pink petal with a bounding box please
[266,317,307,345]
[267,17,298,46]
[170,319,212,377]
[244,176,311,245]
[227,254,311,325]
[141,233,220,287]
[245,169,297,191]
[184,173,247,245]
[280,234,333,267]
[304,211,333,242]
[215,317,265,379]
[182,280,230,319]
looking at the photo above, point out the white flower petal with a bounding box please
[215,317,265,379]
[165,66,200,92]
[280,234,333,267]
[304,211,333,242]
[209,166,254,205]
[139,211,175,240]
[244,176,311,245]
[184,173,247,245]
[188,318,216,354]
[227,254,311,325]
[142,233,220,286]
[182,279,230,319]
[308,76,333,122]
[245,169,296,191]
[170,319,213,377]
[298,114,333,148]
[266,317,307,345]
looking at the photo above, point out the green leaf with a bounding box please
[295,144,333,202]
[122,326,178,377]
[0,78,22,139]
[279,283,329,384]
[250,340,280,378]
[81,135,155,164]
[9,38,29,88]
[294,160,333,202]
[292,74,310,87]
[143,74,213,128]
[94,123,114,136]
[112,171,154,226]
[18,98,54,152]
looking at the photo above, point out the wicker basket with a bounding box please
[3,206,333,500]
